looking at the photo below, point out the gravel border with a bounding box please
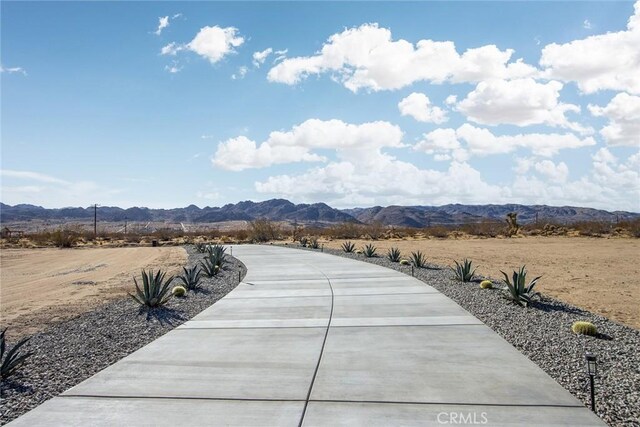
[285,244,640,427]
[0,246,245,425]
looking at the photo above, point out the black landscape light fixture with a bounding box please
[585,352,597,411]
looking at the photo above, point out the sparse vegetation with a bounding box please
[363,244,377,257]
[386,247,401,262]
[51,228,78,248]
[410,251,427,268]
[571,321,598,336]
[501,266,541,307]
[342,241,356,253]
[129,269,174,308]
[309,237,320,249]
[177,265,203,291]
[1,329,33,381]
[299,236,309,247]
[248,218,280,242]
[451,258,478,282]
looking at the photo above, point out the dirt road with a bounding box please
[1,247,186,338]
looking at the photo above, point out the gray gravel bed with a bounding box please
[0,246,245,425]
[293,244,640,427]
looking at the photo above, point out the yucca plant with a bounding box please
[177,265,203,291]
[194,243,207,253]
[129,270,174,308]
[501,266,542,307]
[1,329,33,380]
[451,259,477,282]
[363,244,377,257]
[410,251,427,268]
[387,247,401,262]
[342,241,356,253]
[200,257,220,278]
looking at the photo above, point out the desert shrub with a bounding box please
[249,219,280,242]
[410,251,427,268]
[129,270,174,308]
[341,241,356,253]
[424,226,450,238]
[451,259,477,282]
[571,321,597,336]
[177,265,203,291]
[618,218,640,237]
[309,237,320,249]
[362,244,377,257]
[572,221,613,237]
[386,247,401,262]
[153,228,181,241]
[299,236,309,247]
[51,228,78,248]
[399,259,410,265]
[326,222,363,239]
[364,222,385,240]
[479,280,493,289]
[1,329,33,380]
[501,266,541,307]
[461,220,504,238]
[172,285,187,297]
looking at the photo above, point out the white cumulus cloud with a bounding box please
[540,1,640,94]
[456,78,591,134]
[534,160,569,183]
[398,93,448,123]
[187,26,244,63]
[588,92,640,147]
[267,23,538,92]
[155,16,170,35]
[416,124,596,158]
[212,119,404,171]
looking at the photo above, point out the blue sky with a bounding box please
[1,1,639,211]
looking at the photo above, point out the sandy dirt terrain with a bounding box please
[1,247,187,339]
[321,237,640,329]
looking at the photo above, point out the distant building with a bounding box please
[1,227,25,239]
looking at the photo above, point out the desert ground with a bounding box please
[321,236,640,329]
[0,247,186,339]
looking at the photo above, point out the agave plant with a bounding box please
[501,266,542,307]
[299,237,309,247]
[410,251,427,268]
[129,270,174,308]
[200,257,220,278]
[451,259,478,282]
[177,265,203,291]
[342,241,356,253]
[363,244,377,257]
[1,329,33,380]
[386,247,401,262]
[194,243,207,253]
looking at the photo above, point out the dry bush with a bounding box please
[571,221,613,237]
[618,218,640,237]
[325,222,363,239]
[461,220,504,238]
[363,221,386,240]
[248,219,281,242]
[424,225,450,238]
[51,228,79,248]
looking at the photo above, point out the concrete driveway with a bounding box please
[9,245,605,426]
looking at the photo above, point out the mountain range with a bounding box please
[1,199,638,228]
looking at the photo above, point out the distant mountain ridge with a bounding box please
[1,199,638,227]
[0,199,356,224]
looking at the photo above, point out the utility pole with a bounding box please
[94,204,98,238]
[124,217,128,234]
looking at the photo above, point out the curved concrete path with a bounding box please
[10,245,604,426]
